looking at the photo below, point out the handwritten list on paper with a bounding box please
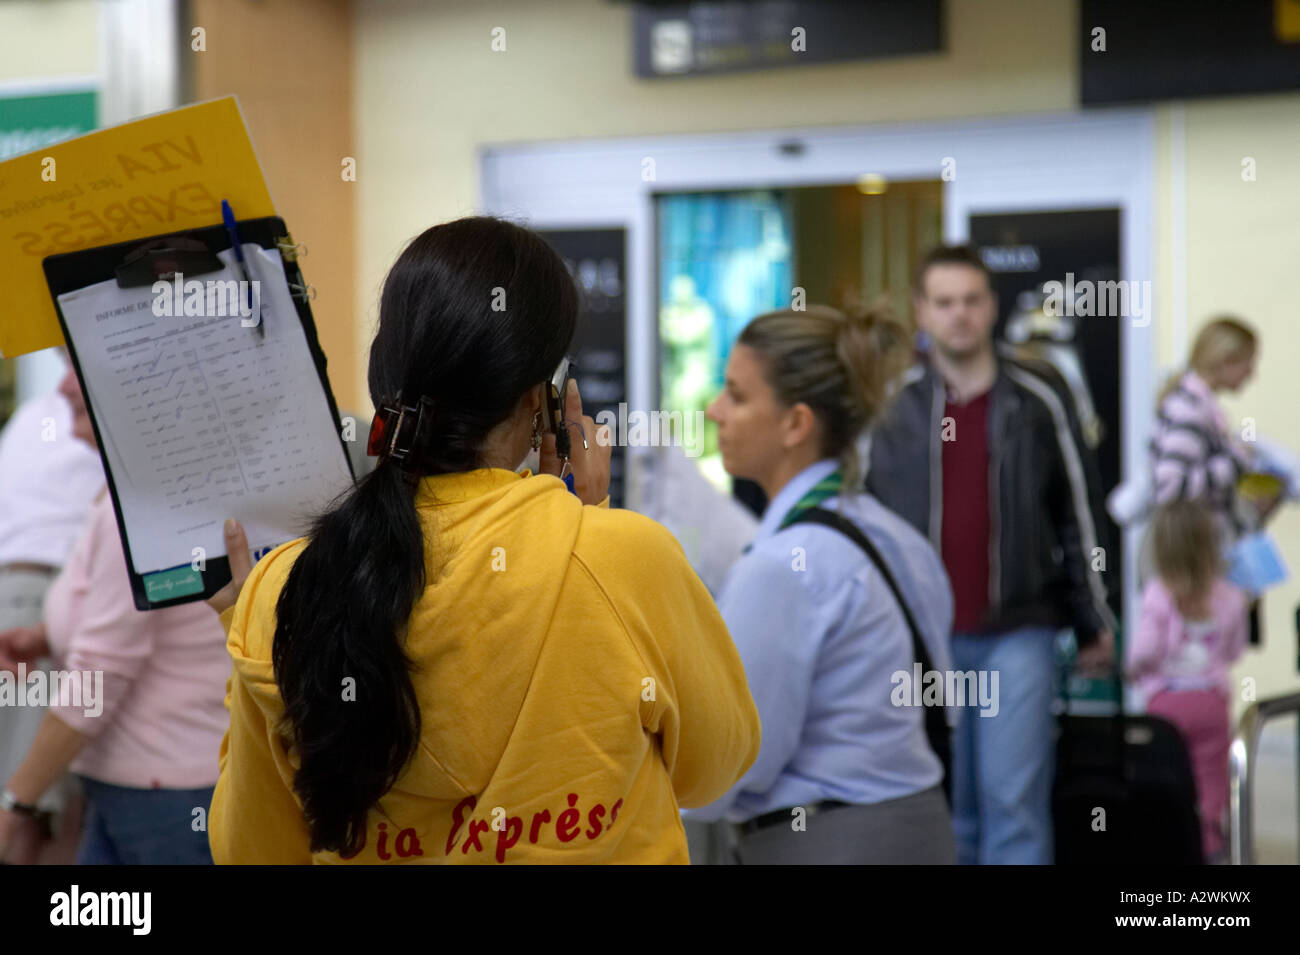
[59,245,353,574]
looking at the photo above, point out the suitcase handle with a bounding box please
[1057,652,1127,777]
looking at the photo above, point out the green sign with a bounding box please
[0,90,97,161]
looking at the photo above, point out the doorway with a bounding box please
[655,180,943,508]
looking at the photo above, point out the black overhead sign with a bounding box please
[1081,0,1300,105]
[632,0,944,78]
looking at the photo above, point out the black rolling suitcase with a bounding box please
[1053,670,1204,865]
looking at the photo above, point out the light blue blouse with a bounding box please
[684,459,954,824]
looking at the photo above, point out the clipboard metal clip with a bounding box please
[275,236,308,263]
[114,237,224,288]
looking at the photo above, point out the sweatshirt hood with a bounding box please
[225,467,586,803]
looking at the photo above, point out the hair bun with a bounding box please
[840,301,909,359]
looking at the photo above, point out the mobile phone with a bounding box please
[541,356,577,459]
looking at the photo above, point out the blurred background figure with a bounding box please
[0,351,104,864]
[1148,317,1291,647]
[1003,287,1104,450]
[629,444,758,598]
[1128,500,1250,862]
[1150,317,1264,538]
[867,246,1117,864]
[0,363,228,865]
[661,274,718,427]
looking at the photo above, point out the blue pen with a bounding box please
[221,199,263,337]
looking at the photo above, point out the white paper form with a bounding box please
[57,244,354,574]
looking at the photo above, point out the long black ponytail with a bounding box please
[271,217,578,857]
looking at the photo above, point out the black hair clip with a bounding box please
[367,395,437,483]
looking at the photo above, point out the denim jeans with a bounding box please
[76,776,215,865]
[949,626,1060,865]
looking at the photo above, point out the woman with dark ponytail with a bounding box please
[207,216,759,863]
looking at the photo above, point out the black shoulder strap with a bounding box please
[785,506,952,801]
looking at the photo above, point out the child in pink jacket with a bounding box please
[1127,500,1249,862]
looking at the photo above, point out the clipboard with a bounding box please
[42,216,355,611]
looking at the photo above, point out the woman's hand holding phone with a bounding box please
[539,379,612,506]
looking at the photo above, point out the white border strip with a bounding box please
[1169,102,1188,367]
[0,76,98,98]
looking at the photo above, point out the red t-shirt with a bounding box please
[941,389,992,634]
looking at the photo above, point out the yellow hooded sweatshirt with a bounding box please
[209,468,760,864]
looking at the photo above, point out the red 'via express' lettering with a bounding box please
[445,794,477,854]
[463,819,490,854]
[375,822,424,860]
[528,809,550,843]
[495,814,523,863]
[556,794,582,842]
[445,792,627,863]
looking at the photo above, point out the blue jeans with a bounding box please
[950,627,1060,865]
[76,777,215,865]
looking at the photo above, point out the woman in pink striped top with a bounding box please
[0,366,230,865]
[1148,317,1259,538]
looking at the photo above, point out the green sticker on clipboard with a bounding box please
[142,566,205,602]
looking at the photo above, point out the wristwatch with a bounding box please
[0,790,39,817]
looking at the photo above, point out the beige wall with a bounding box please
[353,0,1077,402]
[192,0,358,410]
[1154,95,1300,706]
[0,0,99,81]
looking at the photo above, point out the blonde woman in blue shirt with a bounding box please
[685,305,956,864]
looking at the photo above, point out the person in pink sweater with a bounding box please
[1127,499,1249,862]
[0,366,231,865]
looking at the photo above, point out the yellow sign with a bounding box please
[1277,0,1300,42]
[0,97,275,357]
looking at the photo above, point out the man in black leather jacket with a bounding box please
[865,245,1117,864]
